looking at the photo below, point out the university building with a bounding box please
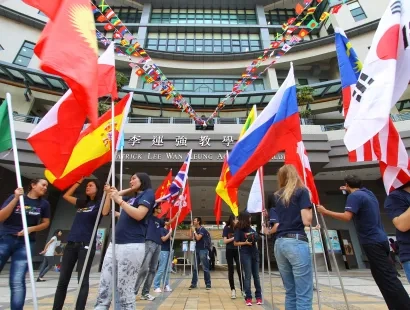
[0,0,409,271]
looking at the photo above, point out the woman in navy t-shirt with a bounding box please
[270,165,313,310]
[0,178,50,310]
[53,178,107,310]
[234,211,262,306]
[95,172,155,310]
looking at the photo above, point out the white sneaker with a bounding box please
[140,294,156,301]
[231,289,236,299]
[153,288,162,293]
[164,285,173,292]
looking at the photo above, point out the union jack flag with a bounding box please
[158,150,192,202]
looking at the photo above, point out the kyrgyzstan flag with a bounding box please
[44,93,133,190]
[27,43,118,178]
[28,0,100,126]
[168,182,192,230]
[156,170,173,218]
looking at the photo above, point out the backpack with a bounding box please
[201,227,212,250]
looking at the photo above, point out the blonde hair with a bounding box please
[276,164,305,205]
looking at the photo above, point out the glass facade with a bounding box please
[111,7,142,23]
[142,78,265,92]
[13,41,35,67]
[150,9,257,24]
[265,9,295,25]
[268,32,319,43]
[146,32,261,53]
[348,1,367,22]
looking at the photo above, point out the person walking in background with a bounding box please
[189,217,212,290]
[265,165,313,310]
[384,182,410,284]
[234,211,262,306]
[37,229,62,282]
[153,219,173,293]
[0,179,51,310]
[94,172,155,310]
[318,175,410,309]
[209,245,217,270]
[53,178,109,310]
[223,214,243,299]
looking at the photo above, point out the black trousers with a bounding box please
[362,241,410,310]
[52,242,95,310]
[226,248,243,291]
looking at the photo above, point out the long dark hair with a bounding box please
[53,229,62,238]
[236,211,251,230]
[134,172,152,192]
[227,214,236,228]
[85,180,101,203]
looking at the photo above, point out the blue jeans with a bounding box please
[403,261,410,284]
[275,238,313,310]
[153,251,171,289]
[191,249,211,287]
[241,250,262,300]
[0,235,34,310]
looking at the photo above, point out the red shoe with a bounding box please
[245,298,252,306]
[256,298,262,305]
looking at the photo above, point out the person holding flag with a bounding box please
[134,205,180,301]
[0,178,51,310]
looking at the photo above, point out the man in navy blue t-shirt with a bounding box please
[317,175,410,309]
[384,182,410,284]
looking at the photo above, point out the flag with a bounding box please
[97,42,118,99]
[335,28,377,162]
[247,169,264,213]
[44,93,133,190]
[331,4,343,14]
[156,170,173,218]
[0,100,11,153]
[168,182,192,230]
[335,27,410,193]
[159,150,192,202]
[298,29,309,39]
[22,0,62,19]
[214,195,222,226]
[227,64,301,188]
[319,12,330,22]
[33,0,99,127]
[216,105,258,216]
[306,18,318,30]
[28,46,119,177]
[116,132,124,151]
[295,3,304,15]
[344,0,410,152]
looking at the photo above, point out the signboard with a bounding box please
[182,241,188,252]
[306,230,324,254]
[189,241,196,252]
[326,230,342,253]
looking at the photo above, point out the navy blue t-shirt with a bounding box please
[146,215,165,244]
[384,189,410,263]
[160,227,171,251]
[116,189,155,244]
[345,188,387,245]
[194,226,208,250]
[0,195,50,241]
[275,188,312,239]
[269,208,279,240]
[67,199,101,243]
[222,225,237,250]
[234,227,259,254]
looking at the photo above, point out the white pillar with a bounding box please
[266,68,279,90]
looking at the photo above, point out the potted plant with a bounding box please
[297,85,314,121]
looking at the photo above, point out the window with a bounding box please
[268,32,319,44]
[146,32,261,54]
[298,79,308,85]
[108,7,142,23]
[265,9,295,26]
[319,79,328,82]
[277,79,285,86]
[348,1,367,22]
[13,41,35,67]
[142,78,265,92]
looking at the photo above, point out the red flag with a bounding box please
[34,0,99,127]
[214,195,222,226]
[27,46,118,177]
[97,43,118,99]
[331,4,342,14]
[168,183,192,230]
[295,3,304,15]
[23,0,62,19]
[156,170,173,218]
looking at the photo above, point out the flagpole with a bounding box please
[310,225,322,309]
[6,93,38,310]
[110,99,116,307]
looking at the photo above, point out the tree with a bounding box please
[296,85,314,119]
[98,71,129,116]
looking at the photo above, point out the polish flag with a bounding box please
[27,43,118,177]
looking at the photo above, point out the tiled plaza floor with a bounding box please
[0,268,409,309]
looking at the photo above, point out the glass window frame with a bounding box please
[13,41,35,67]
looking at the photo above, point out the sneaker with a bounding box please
[245,298,252,306]
[206,285,211,290]
[153,288,162,293]
[164,285,173,292]
[188,285,197,290]
[231,289,236,299]
[36,278,46,282]
[256,298,262,305]
[140,294,156,301]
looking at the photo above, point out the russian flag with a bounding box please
[227,64,301,188]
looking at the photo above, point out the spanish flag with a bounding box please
[215,105,257,216]
[44,93,133,190]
